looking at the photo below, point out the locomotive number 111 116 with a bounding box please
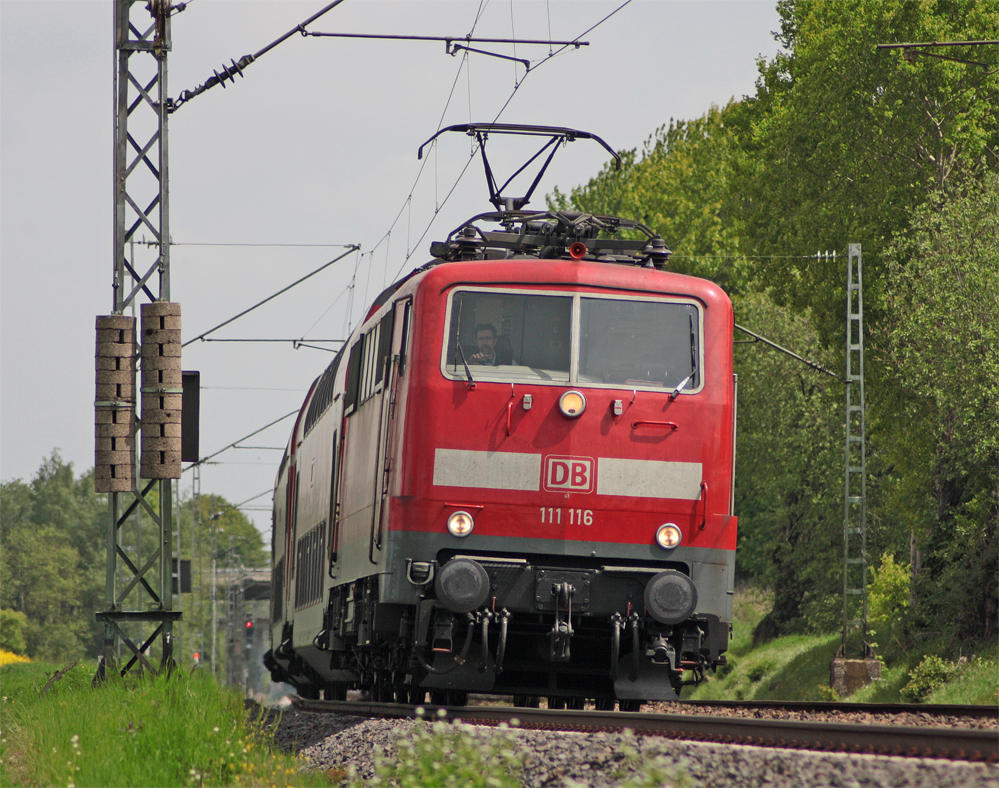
[541,507,594,525]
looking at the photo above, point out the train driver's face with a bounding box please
[476,330,496,356]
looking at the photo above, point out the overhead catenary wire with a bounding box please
[384,0,634,282]
[174,3,634,343]
[172,242,356,248]
[183,246,358,347]
[184,410,298,472]
[170,0,348,111]
[203,386,307,392]
[304,31,588,48]
[233,490,272,508]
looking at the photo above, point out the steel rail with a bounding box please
[674,699,999,720]
[292,698,999,763]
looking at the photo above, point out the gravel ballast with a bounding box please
[266,704,999,787]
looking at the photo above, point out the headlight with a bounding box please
[655,523,682,549]
[447,510,474,537]
[559,390,586,418]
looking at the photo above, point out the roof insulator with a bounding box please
[641,236,672,269]
[455,225,485,260]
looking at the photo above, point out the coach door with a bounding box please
[370,298,411,560]
[342,300,409,566]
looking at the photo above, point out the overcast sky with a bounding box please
[1,0,782,544]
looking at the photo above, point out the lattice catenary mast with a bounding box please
[94,0,181,679]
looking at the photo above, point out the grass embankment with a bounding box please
[688,587,999,705]
[0,661,326,788]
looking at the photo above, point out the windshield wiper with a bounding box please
[453,298,475,388]
[670,313,697,400]
[456,341,476,388]
[670,365,697,400]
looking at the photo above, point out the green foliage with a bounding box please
[731,291,843,639]
[192,493,268,568]
[0,451,268,679]
[880,174,999,643]
[901,654,955,703]
[848,662,914,704]
[0,609,28,655]
[353,712,523,788]
[728,586,773,657]
[741,0,999,342]
[549,102,752,292]
[614,747,691,788]
[924,653,999,706]
[867,553,911,659]
[690,632,841,701]
[691,625,997,704]
[746,659,777,683]
[0,661,323,788]
[0,452,105,660]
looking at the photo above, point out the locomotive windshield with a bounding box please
[578,297,699,389]
[446,291,572,382]
[443,288,701,391]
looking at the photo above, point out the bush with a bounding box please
[0,608,28,655]
[747,660,776,683]
[867,554,911,659]
[901,655,954,703]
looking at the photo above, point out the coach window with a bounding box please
[578,297,700,391]
[444,290,571,383]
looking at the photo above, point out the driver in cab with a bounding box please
[469,323,505,365]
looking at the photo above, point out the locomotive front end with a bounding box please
[388,256,737,705]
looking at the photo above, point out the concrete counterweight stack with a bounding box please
[95,315,137,493]
[140,302,182,479]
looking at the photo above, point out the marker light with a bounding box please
[559,390,586,418]
[447,510,474,537]
[655,523,682,549]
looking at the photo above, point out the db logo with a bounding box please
[544,456,594,493]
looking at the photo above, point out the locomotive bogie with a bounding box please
[267,218,738,705]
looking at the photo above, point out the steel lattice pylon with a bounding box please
[95,0,179,680]
[841,243,871,659]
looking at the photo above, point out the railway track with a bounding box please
[293,697,999,763]
[672,698,999,720]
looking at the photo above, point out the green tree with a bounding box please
[0,452,271,664]
[0,452,104,660]
[740,0,998,340]
[0,608,29,654]
[550,102,752,291]
[731,291,844,639]
[879,173,998,642]
[192,493,267,568]
[867,553,911,659]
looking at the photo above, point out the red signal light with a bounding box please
[245,620,253,628]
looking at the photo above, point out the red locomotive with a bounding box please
[265,126,737,708]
